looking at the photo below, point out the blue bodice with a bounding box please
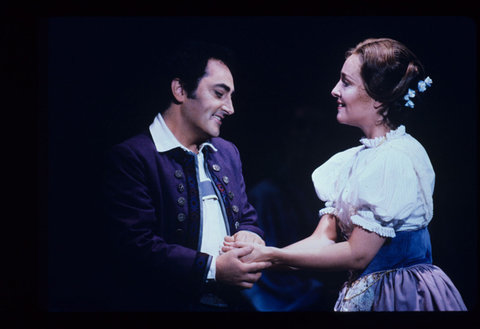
[358,227,433,279]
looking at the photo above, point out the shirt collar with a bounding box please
[149,113,218,154]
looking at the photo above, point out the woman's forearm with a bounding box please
[269,226,387,272]
[283,235,335,251]
[270,240,361,271]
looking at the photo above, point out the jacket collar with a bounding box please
[149,113,218,154]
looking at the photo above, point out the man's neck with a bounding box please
[162,108,202,154]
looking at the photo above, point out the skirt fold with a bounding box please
[372,264,467,311]
[335,264,466,311]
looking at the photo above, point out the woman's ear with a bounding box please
[171,78,185,103]
[373,99,383,109]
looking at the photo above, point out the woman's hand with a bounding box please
[222,240,274,264]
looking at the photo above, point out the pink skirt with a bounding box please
[335,264,467,311]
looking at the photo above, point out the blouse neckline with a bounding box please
[360,125,406,148]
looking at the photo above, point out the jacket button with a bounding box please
[178,184,185,193]
[175,229,183,237]
[222,176,229,184]
[177,213,186,222]
[174,170,183,178]
[232,205,239,213]
[213,164,220,172]
[177,197,186,206]
[228,191,234,200]
[235,221,240,230]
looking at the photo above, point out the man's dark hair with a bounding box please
[158,40,236,112]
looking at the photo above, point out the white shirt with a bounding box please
[149,113,227,280]
[312,126,435,238]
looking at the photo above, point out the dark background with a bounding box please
[32,17,476,313]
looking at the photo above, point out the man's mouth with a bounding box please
[212,114,223,124]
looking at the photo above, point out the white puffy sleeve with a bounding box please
[351,148,418,238]
[312,146,362,218]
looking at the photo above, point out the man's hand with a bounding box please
[231,230,265,245]
[215,246,270,289]
[222,240,272,264]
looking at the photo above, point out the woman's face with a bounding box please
[331,54,379,131]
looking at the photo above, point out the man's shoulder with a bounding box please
[110,130,157,158]
[115,130,153,148]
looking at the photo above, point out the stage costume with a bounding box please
[103,114,263,311]
[312,125,466,311]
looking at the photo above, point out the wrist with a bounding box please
[267,246,279,264]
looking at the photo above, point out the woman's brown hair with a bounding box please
[346,38,426,129]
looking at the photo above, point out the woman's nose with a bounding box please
[331,81,341,98]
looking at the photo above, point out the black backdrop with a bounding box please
[38,17,476,312]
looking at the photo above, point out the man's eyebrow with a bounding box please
[214,83,233,93]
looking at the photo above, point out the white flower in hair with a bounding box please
[418,77,432,92]
[404,88,416,101]
[405,99,415,108]
[424,76,433,86]
[405,76,432,107]
[418,80,427,92]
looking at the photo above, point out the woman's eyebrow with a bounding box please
[341,72,356,83]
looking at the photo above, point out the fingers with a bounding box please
[215,248,267,289]
[224,241,250,249]
[234,271,264,289]
[232,245,253,258]
[223,235,234,243]
[221,245,234,252]
[245,261,271,273]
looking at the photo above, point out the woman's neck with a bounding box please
[362,123,391,140]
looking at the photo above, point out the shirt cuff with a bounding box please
[319,206,339,218]
[350,214,396,238]
[207,256,217,280]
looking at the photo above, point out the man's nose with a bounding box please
[223,98,234,115]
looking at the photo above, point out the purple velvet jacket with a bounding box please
[103,130,264,305]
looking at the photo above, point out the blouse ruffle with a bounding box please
[359,125,406,148]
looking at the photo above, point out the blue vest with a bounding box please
[358,227,433,279]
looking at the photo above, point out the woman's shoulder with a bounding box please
[381,132,432,166]
[328,144,364,163]
[312,145,363,183]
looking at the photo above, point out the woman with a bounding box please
[223,38,467,311]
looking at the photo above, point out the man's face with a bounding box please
[180,59,235,143]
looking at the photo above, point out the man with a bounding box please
[103,41,268,311]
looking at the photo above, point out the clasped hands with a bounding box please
[214,231,271,289]
[222,232,271,264]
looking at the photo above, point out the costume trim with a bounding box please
[168,148,201,250]
[209,169,236,233]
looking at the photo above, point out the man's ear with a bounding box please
[171,78,185,103]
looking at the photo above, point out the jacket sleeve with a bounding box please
[103,142,210,299]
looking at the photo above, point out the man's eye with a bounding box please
[215,91,223,98]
